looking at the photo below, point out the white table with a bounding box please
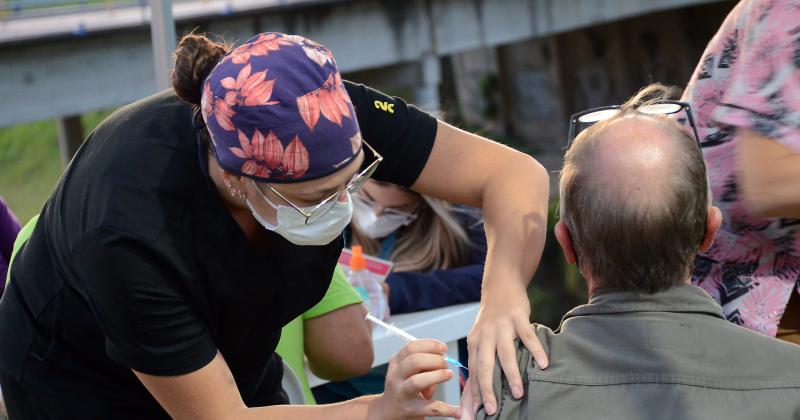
[305,302,479,412]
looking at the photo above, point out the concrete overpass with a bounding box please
[0,0,728,130]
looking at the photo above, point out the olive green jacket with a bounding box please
[479,285,800,420]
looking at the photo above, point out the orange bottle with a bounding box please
[348,245,388,319]
[350,245,367,271]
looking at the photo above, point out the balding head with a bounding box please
[558,88,712,294]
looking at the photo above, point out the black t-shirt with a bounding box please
[0,82,436,416]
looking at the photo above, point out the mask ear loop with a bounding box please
[191,106,205,130]
[250,179,283,211]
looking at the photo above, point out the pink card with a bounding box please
[338,248,393,281]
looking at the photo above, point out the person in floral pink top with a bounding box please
[682,0,800,343]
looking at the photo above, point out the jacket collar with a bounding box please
[562,284,724,324]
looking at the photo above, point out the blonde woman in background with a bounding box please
[351,180,485,313]
[314,179,486,403]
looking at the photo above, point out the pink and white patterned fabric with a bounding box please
[682,0,800,336]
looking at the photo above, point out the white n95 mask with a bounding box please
[247,180,353,246]
[352,194,417,239]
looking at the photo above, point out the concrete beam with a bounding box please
[0,0,343,45]
[0,31,158,127]
[0,0,729,127]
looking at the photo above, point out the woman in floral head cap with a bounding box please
[0,32,549,419]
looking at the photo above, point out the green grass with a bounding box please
[0,110,113,223]
[0,0,135,22]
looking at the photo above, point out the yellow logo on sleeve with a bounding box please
[374,100,395,114]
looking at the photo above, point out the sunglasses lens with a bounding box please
[639,103,682,115]
[577,109,620,123]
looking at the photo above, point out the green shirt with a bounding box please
[275,265,363,404]
[5,215,38,287]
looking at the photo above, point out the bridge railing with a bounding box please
[0,0,198,20]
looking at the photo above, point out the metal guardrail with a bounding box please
[0,0,197,20]
[0,0,306,45]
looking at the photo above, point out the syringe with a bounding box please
[365,313,468,371]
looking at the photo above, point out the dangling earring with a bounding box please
[224,181,246,202]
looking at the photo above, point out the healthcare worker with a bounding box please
[0,32,549,418]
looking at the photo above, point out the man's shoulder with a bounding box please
[703,315,800,372]
[530,309,800,387]
[531,323,555,353]
[479,319,800,420]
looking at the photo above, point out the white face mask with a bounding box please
[246,180,353,246]
[352,194,417,239]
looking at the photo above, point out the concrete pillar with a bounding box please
[414,54,441,116]
[496,36,567,192]
[497,36,567,150]
[149,0,176,91]
[449,47,501,130]
[57,115,84,164]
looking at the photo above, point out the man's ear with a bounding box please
[555,221,578,264]
[700,206,722,252]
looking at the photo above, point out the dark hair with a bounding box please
[172,33,230,106]
[559,84,709,294]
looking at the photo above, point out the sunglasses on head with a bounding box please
[566,100,701,149]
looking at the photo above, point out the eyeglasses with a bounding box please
[264,139,383,224]
[353,193,418,223]
[567,100,701,149]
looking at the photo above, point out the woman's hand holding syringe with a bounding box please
[365,313,468,371]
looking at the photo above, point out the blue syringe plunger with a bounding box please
[445,356,468,371]
[366,313,467,371]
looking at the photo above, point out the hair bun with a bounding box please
[172,34,228,106]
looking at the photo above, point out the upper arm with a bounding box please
[304,303,372,380]
[346,81,546,209]
[300,265,372,379]
[707,4,800,217]
[412,121,546,206]
[134,352,248,419]
[736,127,800,217]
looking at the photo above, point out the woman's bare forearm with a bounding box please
[412,121,550,288]
[237,395,380,420]
[481,153,549,292]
